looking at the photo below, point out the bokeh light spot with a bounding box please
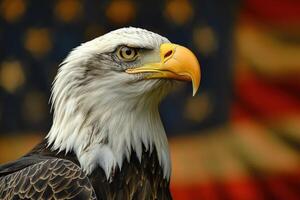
[105,0,136,25]
[54,0,82,23]
[184,93,212,122]
[164,0,193,26]
[24,28,52,58]
[0,60,25,93]
[193,26,218,56]
[0,0,26,23]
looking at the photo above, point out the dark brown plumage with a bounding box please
[0,140,172,200]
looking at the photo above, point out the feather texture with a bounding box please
[0,158,96,199]
[46,27,172,179]
[0,140,172,199]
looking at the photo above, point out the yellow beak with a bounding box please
[125,43,201,96]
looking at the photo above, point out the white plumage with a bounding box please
[47,27,172,179]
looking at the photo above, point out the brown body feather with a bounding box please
[0,140,172,200]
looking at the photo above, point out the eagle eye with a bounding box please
[117,46,138,61]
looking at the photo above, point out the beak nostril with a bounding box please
[164,50,173,59]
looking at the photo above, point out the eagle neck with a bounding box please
[47,95,171,180]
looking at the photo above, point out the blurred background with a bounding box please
[0,0,299,199]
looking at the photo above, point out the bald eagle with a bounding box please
[0,27,200,199]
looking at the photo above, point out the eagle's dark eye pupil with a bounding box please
[126,49,132,55]
[118,46,137,61]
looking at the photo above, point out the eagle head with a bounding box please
[47,27,201,179]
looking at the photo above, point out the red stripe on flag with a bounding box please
[234,73,300,119]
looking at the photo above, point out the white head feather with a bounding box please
[46,27,172,180]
